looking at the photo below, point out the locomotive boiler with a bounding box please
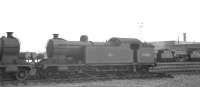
[39,34,155,79]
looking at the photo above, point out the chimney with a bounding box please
[183,33,186,42]
[53,34,59,39]
[178,36,180,44]
[7,32,13,38]
[80,35,88,42]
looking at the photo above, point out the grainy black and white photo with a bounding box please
[1,0,200,87]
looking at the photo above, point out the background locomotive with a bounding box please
[150,33,200,62]
[0,32,34,81]
[156,44,200,62]
[151,41,200,62]
[38,34,155,79]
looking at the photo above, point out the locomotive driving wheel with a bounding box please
[15,70,29,81]
[46,71,60,79]
[175,56,189,62]
[0,69,3,81]
[136,65,149,73]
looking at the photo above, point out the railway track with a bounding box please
[2,61,200,85]
[0,72,171,86]
[150,62,200,72]
[4,61,200,85]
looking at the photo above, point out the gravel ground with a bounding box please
[1,74,200,87]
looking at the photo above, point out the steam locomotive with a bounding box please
[0,32,34,81]
[38,34,155,79]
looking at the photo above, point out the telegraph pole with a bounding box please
[137,22,144,41]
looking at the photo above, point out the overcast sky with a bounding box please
[0,0,200,52]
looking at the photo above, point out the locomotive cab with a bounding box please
[138,43,155,64]
[108,38,155,65]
